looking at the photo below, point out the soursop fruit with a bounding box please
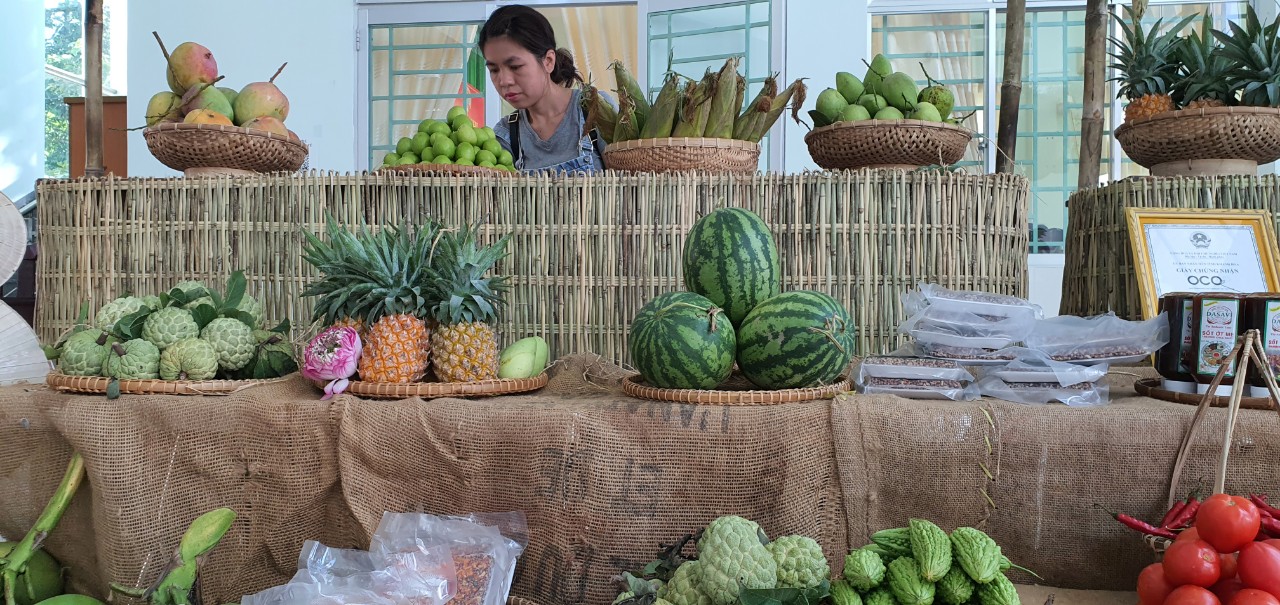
[201,318,256,371]
[142,295,163,310]
[102,338,161,379]
[142,307,200,350]
[697,516,777,605]
[159,338,220,380]
[767,535,830,589]
[58,330,115,376]
[95,296,150,332]
[662,561,712,605]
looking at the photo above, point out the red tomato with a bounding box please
[1229,590,1280,605]
[1165,539,1223,587]
[1222,553,1240,579]
[1165,585,1223,605]
[1199,495,1263,554]
[1179,527,1204,543]
[1142,563,1178,605]
[1264,539,1280,550]
[1238,542,1280,596]
[1213,579,1247,604]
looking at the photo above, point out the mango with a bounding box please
[498,336,550,379]
[863,54,893,96]
[880,72,919,112]
[233,82,289,126]
[873,106,905,120]
[218,86,239,108]
[181,84,234,122]
[839,103,871,123]
[33,596,106,605]
[0,542,65,605]
[909,101,942,122]
[167,42,218,94]
[183,109,233,126]
[836,72,865,104]
[857,94,888,115]
[918,85,954,119]
[815,88,848,122]
[241,116,289,137]
[145,91,183,126]
[287,130,301,143]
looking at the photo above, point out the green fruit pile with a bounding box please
[810,54,966,127]
[47,271,297,384]
[381,106,516,171]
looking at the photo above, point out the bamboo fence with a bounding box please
[36,170,1028,364]
[1062,175,1280,319]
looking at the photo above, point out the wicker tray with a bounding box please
[143,123,308,176]
[603,137,760,174]
[1113,107,1280,176]
[374,163,515,177]
[804,120,973,170]
[622,373,850,405]
[1134,377,1276,410]
[326,372,549,400]
[46,371,290,396]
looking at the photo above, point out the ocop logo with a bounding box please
[1205,305,1234,325]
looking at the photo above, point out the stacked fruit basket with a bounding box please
[375,106,516,175]
[1112,7,1280,176]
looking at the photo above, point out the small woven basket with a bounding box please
[143,123,309,176]
[46,371,289,396]
[318,372,549,400]
[603,137,760,174]
[374,163,515,177]
[1113,107,1280,176]
[804,120,973,170]
[622,372,850,405]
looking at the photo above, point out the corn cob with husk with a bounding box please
[736,77,807,142]
[611,60,649,136]
[640,72,682,139]
[613,84,640,142]
[582,84,619,144]
[672,69,717,137]
[732,75,778,140]
[703,57,742,139]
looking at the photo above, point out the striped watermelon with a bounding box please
[628,291,736,389]
[683,208,781,327]
[736,290,855,389]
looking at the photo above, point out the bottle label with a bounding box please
[1178,300,1194,374]
[1264,300,1280,379]
[1197,298,1239,377]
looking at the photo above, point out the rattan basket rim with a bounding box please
[374,163,515,177]
[604,137,761,153]
[144,122,309,152]
[1115,105,1280,133]
[322,372,549,400]
[803,119,975,145]
[1133,377,1276,410]
[46,371,291,396]
[622,373,851,405]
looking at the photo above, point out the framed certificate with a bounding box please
[1126,208,1280,319]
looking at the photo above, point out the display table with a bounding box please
[1,355,1273,604]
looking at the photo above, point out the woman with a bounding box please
[480,5,611,174]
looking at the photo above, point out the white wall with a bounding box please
[127,0,359,176]
[0,0,46,202]
[782,0,867,172]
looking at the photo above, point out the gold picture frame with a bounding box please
[1125,208,1280,319]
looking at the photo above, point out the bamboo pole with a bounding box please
[84,0,105,178]
[1078,0,1109,190]
[996,0,1026,174]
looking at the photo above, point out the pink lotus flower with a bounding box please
[302,327,362,400]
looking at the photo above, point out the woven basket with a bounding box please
[1114,107,1280,176]
[143,123,308,175]
[603,137,760,174]
[46,371,289,396]
[622,373,850,405]
[804,120,973,170]
[1134,377,1277,410]
[375,163,515,177]
[320,372,549,400]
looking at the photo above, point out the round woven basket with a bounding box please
[1134,377,1276,410]
[143,123,308,176]
[46,372,289,396]
[804,120,973,170]
[622,373,850,405]
[1113,107,1280,176]
[603,137,760,174]
[374,163,514,177]
[320,372,549,400]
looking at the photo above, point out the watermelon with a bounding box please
[736,290,855,389]
[628,291,736,390]
[683,208,781,327]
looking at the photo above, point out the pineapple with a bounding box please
[1110,7,1197,121]
[1213,5,1280,108]
[426,224,512,383]
[1175,14,1235,109]
[301,218,439,383]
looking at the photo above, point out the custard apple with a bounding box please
[237,294,265,328]
[95,296,150,332]
[767,535,830,589]
[201,318,256,371]
[142,295,163,310]
[159,338,220,381]
[58,330,114,376]
[697,516,777,605]
[171,280,208,299]
[102,338,161,379]
[661,561,712,605]
[184,296,214,310]
[142,307,200,350]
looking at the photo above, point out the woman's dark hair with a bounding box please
[479,5,583,86]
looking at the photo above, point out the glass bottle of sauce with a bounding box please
[1191,292,1245,396]
[1244,293,1280,399]
[1156,292,1196,393]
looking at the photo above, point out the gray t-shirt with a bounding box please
[493,87,614,171]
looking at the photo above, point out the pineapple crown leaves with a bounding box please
[1212,4,1280,107]
[1173,14,1237,106]
[426,223,512,326]
[1108,7,1197,100]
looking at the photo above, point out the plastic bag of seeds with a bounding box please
[898,305,1037,348]
[370,512,527,605]
[977,374,1109,406]
[291,540,457,605]
[856,375,981,401]
[857,356,974,381]
[903,283,1043,321]
[1023,312,1169,364]
[912,341,1017,365]
[243,581,397,605]
[985,347,1109,387]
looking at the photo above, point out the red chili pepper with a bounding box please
[1167,498,1202,530]
[1251,494,1280,518]
[1160,500,1189,530]
[1262,515,1280,538]
[1099,506,1177,539]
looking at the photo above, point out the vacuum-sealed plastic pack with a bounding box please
[1022,312,1168,364]
[858,356,974,381]
[857,375,981,401]
[976,375,1109,406]
[902,283,1043,322]
[984,348,1109,386]
[370,512,528,605]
